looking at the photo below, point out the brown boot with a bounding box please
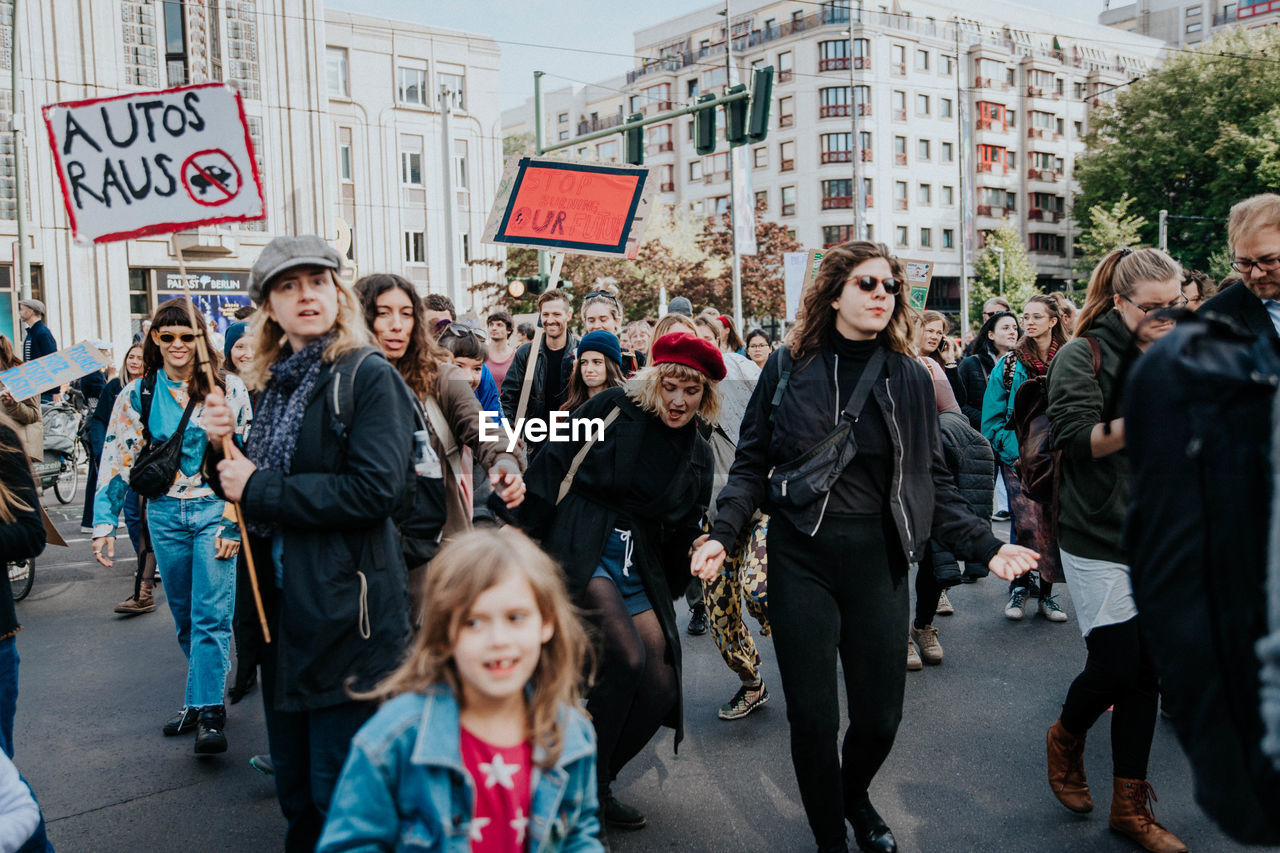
[1109,778,1188,853]
[1047,719,1093,813]
[114,581,156,616]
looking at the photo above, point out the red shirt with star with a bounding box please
[460,726,533,852]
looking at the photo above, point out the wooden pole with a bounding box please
[175,242,271,644]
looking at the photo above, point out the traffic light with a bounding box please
[694,93,717,155]
[507,274,548,299]
[725,84,748,146]
[624,112,644,165]
[746,66,774,143]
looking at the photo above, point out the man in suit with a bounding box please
[1203,193,1280,342]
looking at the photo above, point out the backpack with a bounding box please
[1010,338,1100,505]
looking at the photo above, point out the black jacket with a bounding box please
[930,410,996,582]
[0,424,46,639]
[230,349,415,713]
[21,321,55,363]
[499,333,580,433]
[957,353,995,430]
[711,342,1002,566]
[1202,281,1279,343]
[89,377,124,458]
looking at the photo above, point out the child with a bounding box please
[318,528,602,853]
[437,322,503,416]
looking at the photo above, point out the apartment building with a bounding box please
[1100,0,1275,47]
[504,0,1165,311]
[0,0,500,354]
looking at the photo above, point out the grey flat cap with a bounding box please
[18,299,45,317]
[248,235,342,303]
[666,296,693,317]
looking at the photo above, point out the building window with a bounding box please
[163,0,187,86]
[820,86,850,117]
[892,90,906,121]
[454,140,468,189]
[822,178,853,209]
[326,47,349,98]
[778,95,794,127]
[941,141,954,162]
[852,38,870,69]
[893,135,907,165]
[339,143,352,182]
[891,44,905,74]
[404,231,425,264]
[779,140,796,171]
[712,196,730,216]
[920,227,932,248]
[755,189,768,210]
[917,183,932,205]
[917,139,930,160]
[596,139,618,161]
[942,55,954,75]
[558,112,568,123]
[781,185,796,216]
[818,41,849,71]
[1029,233,1066,255]
[942,185,954,205]
[940,98,953,118]
[820,132,852,162]
[1186,22,1202,32]
[915,94,930,116]
[400,150,423,186]
[1074,120,1084,137]
[916,49,929,71]
[559,130,569,140]
[943,228,954,248]
[399,67,427,106]
[753,146,767,168]
[895,225,909,247]
[689,160,703,181]
[1186,5,1202,15]
[778,50,794,82]
[439,71,465,109]
[823,224,854,247]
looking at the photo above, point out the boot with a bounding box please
[848,797,897,853]
[162,706,200,737]
[194,705,228,755]
[1108,778,1188,853]
[114,580,156,615]
[1046,719,1093,813]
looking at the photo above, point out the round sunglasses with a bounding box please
[852,275,903,295]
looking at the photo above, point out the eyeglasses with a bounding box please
[440,322,488,341]
[1229,256,1280,274]
[1119,294,1188,315]
[853,275,903,295]
[156,333,198,344]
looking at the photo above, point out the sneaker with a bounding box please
[910,623,944,665]
[163,706,200,737]
[991,510,1011,521]
[7,562,28,583]
[249,754,275,777]
[79,525,93,534]
[906,639,923,671]
[602,793,646,830]
[194,705,228,755]
[1038,594,1069,622]
[1004,586,1029,621]
[687,602,708,636]
[935,589,955,616]
[718,683,770,720]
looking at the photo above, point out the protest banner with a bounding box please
[901,259,935,311]
[42,83,266,244]
[782,249,825,321]
[483,155,653,259]
[0,341,110,401]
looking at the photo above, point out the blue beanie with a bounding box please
[223,321,248,363]
[577,330,622,367]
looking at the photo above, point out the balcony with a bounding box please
[702,170,730,183]
[820,104,851,118]
[858,103,872,116]
[821,151,852,163]
[780,114,795,128]
[894,199,908,211]
[643,100,673,115]
[1027,168,1060,182]
[860,148,872,162]
[649,141,673,153]
[854,57,871,70]
[822,195,853,210]
[577,114,624,135]
[1028,208,1061,222]
[976,204,994,216]
[780,159,795,172]
[894,153,907,165]
[660,181,675,192]
[976,118,1006,132]
[820,57,851,71]
[778,69,794,83]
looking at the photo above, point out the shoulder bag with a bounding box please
[130,374,198,499]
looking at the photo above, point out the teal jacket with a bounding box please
[980,353,1031,468]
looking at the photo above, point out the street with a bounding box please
[15,486,1251,853]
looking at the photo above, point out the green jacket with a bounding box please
[1046,310,1136,563]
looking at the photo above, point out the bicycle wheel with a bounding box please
[54,457,78,504]
[9,558,33,602]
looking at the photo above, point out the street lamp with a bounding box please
[991,246,1005,294]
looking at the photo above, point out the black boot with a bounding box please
[228,667,257,705]
[602,791,646,830]
[849,798,896,853]
[687,601,708,636]
[194,705,228,755]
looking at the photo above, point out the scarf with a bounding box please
[1003,339,1059,390]
[243,334,332,533]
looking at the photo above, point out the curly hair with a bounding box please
[789,241,913,359]
[353,274,447,400]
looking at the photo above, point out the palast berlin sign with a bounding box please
[41,83,266,244]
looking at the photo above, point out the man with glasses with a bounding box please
[1202,193,1280,342]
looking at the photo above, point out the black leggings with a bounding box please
[768,513,908,849]
[914,551,943,629]
[582,577,678,793]
[1060,616,1159,779]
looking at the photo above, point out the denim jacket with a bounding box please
[318,685,603,853]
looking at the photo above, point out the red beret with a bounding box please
[651,332,726,382]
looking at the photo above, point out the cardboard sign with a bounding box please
[41,83,266,244]
[483,156,652,258]
[0,341,110,400]
[902,259,935,311]
[783,249,825,322]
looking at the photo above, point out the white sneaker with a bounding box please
[1004,586,1029,621]
[1038,594,1069,623]
[906,639,922,671]
[935,589,955,616]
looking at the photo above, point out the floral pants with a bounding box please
[703,515,771,686]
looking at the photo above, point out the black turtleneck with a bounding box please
[828,332,892,515]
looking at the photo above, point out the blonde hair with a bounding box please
[241,270,370,392]
[1075,247,1181,338]
[626,361,722,425]
[649,314,697,358]
[1228,193,1280,254]
[356,528,589,768]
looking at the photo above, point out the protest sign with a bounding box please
[483,156,652,259]
[782,249,825,321]
[0,341,110,401]
[901,259,935,311]
[42,83,266,244]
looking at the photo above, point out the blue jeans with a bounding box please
[1,639,55,852]
[122,487,143,556]
[147,496,236,708]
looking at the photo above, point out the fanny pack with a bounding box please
[130,375,198,499]
[767,348,884,510]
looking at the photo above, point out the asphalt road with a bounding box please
[13,487,1254,853]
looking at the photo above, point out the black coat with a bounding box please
[518,387,712,747]
[1202,280,1279,343]
[233,349,415,713]
[0,424,46,639]
[957,353,995,430]
[930,410,996,582]
[711,342,1002,567]
[498,333,580,434]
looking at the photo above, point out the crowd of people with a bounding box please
[2,193,1280,853]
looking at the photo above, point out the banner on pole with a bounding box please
[482,156,652,258]
[902,259,935,310]
[42,83,266,245]
[783,249,825,322]
[0,341,110,401]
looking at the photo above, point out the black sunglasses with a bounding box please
[853,275,903,295]
[584,290,621,305]
[440,322,488,341]
[156,332,198,344]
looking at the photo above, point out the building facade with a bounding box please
[1100,0,1277,47]
[504,0,1165,313]
[2,0,499,360]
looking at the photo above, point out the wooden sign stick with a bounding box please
[175,243,271,644]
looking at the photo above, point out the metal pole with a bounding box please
[846,28,861,240]
[726,0,743,331]
[534,71,548,280]
[998,249,1005,295]
[12,0,29,302]
[439,86,460,309]
[1158,208,1168,251]
[954,18,970,339]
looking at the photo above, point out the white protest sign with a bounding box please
[784,252,807,322]
[0,341,110,400]
[41,83,265,244]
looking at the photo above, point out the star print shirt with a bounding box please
[459,726,533,853]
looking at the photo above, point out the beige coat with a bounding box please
[5,396,42,462]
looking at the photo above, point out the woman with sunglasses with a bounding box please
[93,300,253,756]
[1043,247,1188,853]
[692,241,1038,853]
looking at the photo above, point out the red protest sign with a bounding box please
[41,83,265,244]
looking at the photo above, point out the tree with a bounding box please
[503,132,534,157]
[1074,194,1147,280]
[698,199,803,322]
[968,221,1039,328]
[1075,26,1280,271]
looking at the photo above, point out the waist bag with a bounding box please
[130,375,198,499]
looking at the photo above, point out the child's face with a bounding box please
[453,356,484,390]
[453,571,553,708]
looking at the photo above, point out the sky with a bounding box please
[327,0,1113,112]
